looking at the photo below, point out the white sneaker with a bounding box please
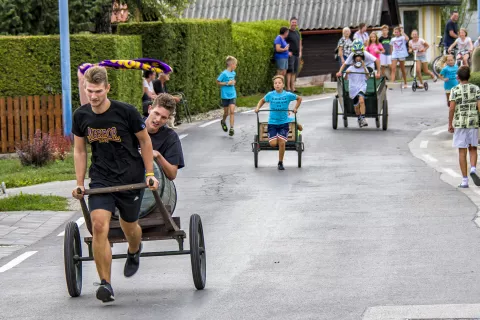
[360,118,368,127]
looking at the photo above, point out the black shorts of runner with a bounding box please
[287,55,299,74]
[353,92,365,107]
[222,98,236,107]
[88,182,145,223]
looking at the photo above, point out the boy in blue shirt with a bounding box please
[439,55,459,107]
[216,56,238,136]
[255,75,302,170]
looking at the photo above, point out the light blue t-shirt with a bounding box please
[274,35,289,60]
[440,64,459,90]
[217,70,237,99]
[264,90,297,125]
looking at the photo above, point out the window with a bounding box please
[403,10,419,37]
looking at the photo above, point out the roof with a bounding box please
[397,0,461,5]
[182,0,394,30]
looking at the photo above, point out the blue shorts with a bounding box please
[268,123,290,141]
[276,58,288,70]
[222,98,236,107]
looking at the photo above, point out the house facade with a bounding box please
[397,0,462,61]
[183,0,400,77]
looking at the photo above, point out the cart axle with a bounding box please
[73,249,202,262]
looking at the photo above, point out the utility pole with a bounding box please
[58,0,72,137]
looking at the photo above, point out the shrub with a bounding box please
[470,71,480,87]
[50,130,72,161]
[15,130,52,167]
[118,19,232,114]
[0,34,143,112]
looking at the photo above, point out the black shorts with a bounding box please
[287,55,299,74]
[88,182,144,223]
[222,98,236,107]
[353,92,365,107]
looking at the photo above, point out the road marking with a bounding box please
[443,168,461,178]
[363,303,480,320]
[422,154,438,162]
[242,109,255,114]
[179,134,188,140]
[303,97,332,103]
[199,119,220,128]
[0,251,37,273]
[433,129,444,135]
[420,140,428,149]
[58,217,85,236]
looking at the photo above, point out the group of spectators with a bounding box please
[273,17,303,92]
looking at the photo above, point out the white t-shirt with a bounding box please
[354,31,369,44]
[345,51,377,69]
[455,37,472,51]
[409,38,426,56]
[143,79,154,93]
[391,36,409,59]
[346,65,368,99]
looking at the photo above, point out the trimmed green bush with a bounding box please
[118,19,232,113]
[470,71,480,87]
[0,34,143,111]
[232,20,288,96]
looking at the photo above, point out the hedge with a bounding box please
[0,34,143,111]
[232,20,288,96]
[118,19,232,113]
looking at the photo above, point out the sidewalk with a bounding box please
[409,124,480,226]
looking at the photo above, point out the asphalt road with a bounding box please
[1,83,480,320]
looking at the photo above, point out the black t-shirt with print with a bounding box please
[147,123,185,169]
[72,100,146,186]
[379,36,391,55]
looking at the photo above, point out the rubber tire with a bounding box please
[412,82,417,92]
[375,117,380,128]
[343,117,348,128]
[64,221,82,297]
[332,98,338,130]
[424,82,429,91]
[253,134,259,168]
[297,134,302,168]
[189,214,206,290]
[382,100,388,131]
[432,56,443,77]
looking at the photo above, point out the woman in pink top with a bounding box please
[408,29,437,88]
[366,32,384,60]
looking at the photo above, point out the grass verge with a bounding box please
[0,154,89,188]
[0,193,69,211]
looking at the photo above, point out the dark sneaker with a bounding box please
[124,242,142,278]
[471,171,480,186]
[229,128,234,136]
[220,120,228,132]
[95,280,115,303]
[278,162,285,170]
[357,119,362,128]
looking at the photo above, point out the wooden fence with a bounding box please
[0,95,63,153]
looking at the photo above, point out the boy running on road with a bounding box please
[72,66,159,303]
[439,55,459,107]
[345,54,370,127]
[217,56,238,136]
[255,75,302,170]
[448,66,480,188]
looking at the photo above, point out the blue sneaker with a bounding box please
[95,280,115,303]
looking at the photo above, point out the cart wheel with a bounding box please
[375,117,380,128]
[297,134,302,168]
[189,214,206,290]
[382,100,388,131]
[343,117,348,128]
[253,134,259,168]
[64,221,82,297]
[332,98,338,130]
[424,82,429,91]
[412,82,417,92]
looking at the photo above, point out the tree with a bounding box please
[0,0,193,35]
[441,0,473,30]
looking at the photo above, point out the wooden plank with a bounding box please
[7,97,14,152]
[0,98,6,153]
[20,96,27,141]
[14,97,20,148]
[54,95,62,133]
[27,96,34,140]
[41,96,47,133]
[34,96,40,134]
[47,95,54,135]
